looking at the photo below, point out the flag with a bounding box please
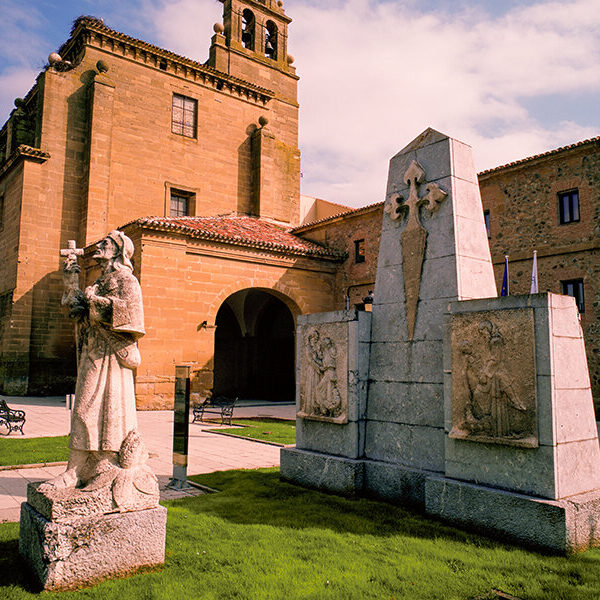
[530,250,538,294]
[501,255,509,296]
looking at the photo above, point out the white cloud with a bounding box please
[0,1,45,65]
[0,67,39,122]
[114,0,600,206]
[143,0,222,62]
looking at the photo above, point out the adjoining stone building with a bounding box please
[0,1,598,410]
[295,136,600,412]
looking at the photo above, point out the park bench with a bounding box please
[192,396,237,426]
[0,399,26,435]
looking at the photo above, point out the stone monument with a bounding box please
[281,128,600,553]
[19,231,167,590]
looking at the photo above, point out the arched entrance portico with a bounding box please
[213,289,296,402]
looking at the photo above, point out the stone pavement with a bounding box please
[0,396,295,523]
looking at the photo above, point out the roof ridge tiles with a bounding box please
[478,135,600,176]
[122,215,345,260]
[60,16,275,98]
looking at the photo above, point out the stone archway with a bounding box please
[213,289,296,402]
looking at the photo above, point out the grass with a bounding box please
[2,468,600,599]
[0,435,69,467]
[217,418,296,445]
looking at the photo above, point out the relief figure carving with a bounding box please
[450,312,537,448]
[301,329,343,419]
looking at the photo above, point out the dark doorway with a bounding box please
[213,289,295,402]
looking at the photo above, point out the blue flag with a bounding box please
[501,255,509,296]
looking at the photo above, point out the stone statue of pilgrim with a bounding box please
[43,230,145,489]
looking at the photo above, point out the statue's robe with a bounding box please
[70,267,145,453]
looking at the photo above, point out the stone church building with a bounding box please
[0,0,598,410]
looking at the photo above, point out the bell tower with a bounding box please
[209,0,300,225]
[209,0,297,102]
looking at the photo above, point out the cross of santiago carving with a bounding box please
[384,160,447,226]
[384,160,447,341]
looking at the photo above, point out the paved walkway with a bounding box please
[0,396,296,523]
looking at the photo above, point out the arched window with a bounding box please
[241,9,255,50]
[265,21,277,59]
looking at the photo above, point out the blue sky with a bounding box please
[1,0,599,207]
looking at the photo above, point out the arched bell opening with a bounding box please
[213,289,296,402]
[241,9,255,50]
[264,20,277,60]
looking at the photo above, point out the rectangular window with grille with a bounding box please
[170,190,193,217]
[172,94,197,138]
[561,278,585,313]
[558,189,580,224]
[354,239,365,263]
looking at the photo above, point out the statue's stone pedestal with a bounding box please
[19,483,166,591]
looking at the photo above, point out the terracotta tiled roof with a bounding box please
[478,135,600,176]
[130,215,345,259]
[292,201,384,231]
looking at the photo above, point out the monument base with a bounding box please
[281,449,600,553]
[280,448,364,495]
[280,448,435,507]
[19,502,167,591]
[425,476,600,554]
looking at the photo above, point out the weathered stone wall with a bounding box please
[479,141,600,410]
[296,142,600,411]
[295,204,384,309]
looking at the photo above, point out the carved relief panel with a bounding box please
[449,309,538,448]
[298,322,349,424]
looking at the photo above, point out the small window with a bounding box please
[265,21,277,60]
[354,239,365,264]
[159,59,167,71]
[170,190,194,217]
[483,210,491,238]
[561,278,585,313]
[558,189,579,224]
[172,94,197,138]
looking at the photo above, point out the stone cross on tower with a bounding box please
[385,160,447,341]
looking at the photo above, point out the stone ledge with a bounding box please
[27,480,158,523]
[425,475,600,554]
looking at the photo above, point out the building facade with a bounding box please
[0,2,598,411]
[294,137,600,412]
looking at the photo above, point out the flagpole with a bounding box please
[501,255,509,297]
[530,250,538,294]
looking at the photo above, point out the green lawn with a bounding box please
[0,435,69,467]
[218,418,296,445]
[2,468,600,599]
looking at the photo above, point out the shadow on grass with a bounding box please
[183,469,501,550]
[0,538,39,593]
